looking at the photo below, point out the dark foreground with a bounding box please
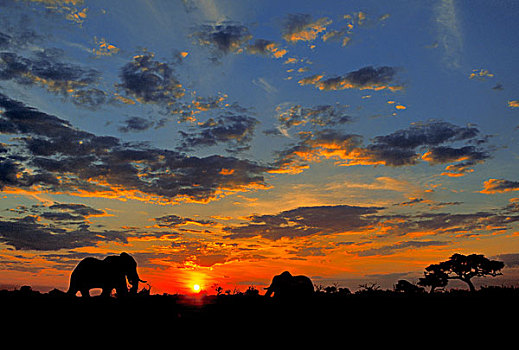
[2,287,518,332]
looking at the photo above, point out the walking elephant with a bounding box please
[67,252,146,298]
[264,271,314,300]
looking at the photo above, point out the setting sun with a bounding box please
[193,284,201,293]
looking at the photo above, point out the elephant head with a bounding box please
[264,271,314,300]
[118,252,146,294]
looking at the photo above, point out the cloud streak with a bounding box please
[481,179,519,194]
[299,66,402,92]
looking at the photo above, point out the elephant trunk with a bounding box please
[128,272,145,294]
[264,286,273,297]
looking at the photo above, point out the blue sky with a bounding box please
[1,0,519,293]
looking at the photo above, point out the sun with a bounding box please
[192,284,201,293]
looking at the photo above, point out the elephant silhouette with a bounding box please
[67,252,146,298]
[264,271,314,300]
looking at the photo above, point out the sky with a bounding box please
[1,0,519,295]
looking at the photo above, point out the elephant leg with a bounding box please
[114,276,128,297]
[115,286,128,297]
[80,289,90,298]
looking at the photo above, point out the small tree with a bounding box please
[244,285,259,296]
[418,263,449,293]
[394,280,425,294]
[420,253,505,293]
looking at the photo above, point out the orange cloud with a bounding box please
[469,68,494,80]
[480,179,519,194]
[283,17,332,43]
[298,74,324,86]
[92,37,119,56]
[298,66,403,92]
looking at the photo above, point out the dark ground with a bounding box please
[2,286,517,332]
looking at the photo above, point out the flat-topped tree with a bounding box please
[419,253,505,293]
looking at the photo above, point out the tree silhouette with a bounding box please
[394,280,425,294]
[419,253,504,292]
[418,263,449,293]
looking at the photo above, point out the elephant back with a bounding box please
[70,257,107,287]
[73,257,104,273]
[292,275,314,296]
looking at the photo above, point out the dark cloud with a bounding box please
[0,93,271,203]
[377,212,519,237]
[0,215,127,251]
[269,129,363,173]
[0,49,100,95]
[0,46,109,109]
[504,200,519,213]
[394,198,425,206]
[178,114,258,153]
[372,121,479,149]
[153,214,215,228]
[282,14,331,43]
[270,120,490,175]
[3,202,106,227]
[354,240,450,257]
[247,39,275,55]
[299,66,402,91]
[71,88,107,108]
[48,203,105,218]
[224,202,519,242]
[118,116,154,133]
[276,104,352,129]
[246,39,287,58]
[116,51,185,106]
[224,205,383,240]
[481,178,519,194]
[193,22,252,58]
[422,146,488,164]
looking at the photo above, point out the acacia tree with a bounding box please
[419,253,505,293]
[418,264,449,293]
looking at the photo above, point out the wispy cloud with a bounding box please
[435,0,463,69]
[480,179,519,194]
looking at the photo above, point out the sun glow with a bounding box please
[192,284,201,293]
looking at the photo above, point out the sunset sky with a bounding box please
[1,0,519,295]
